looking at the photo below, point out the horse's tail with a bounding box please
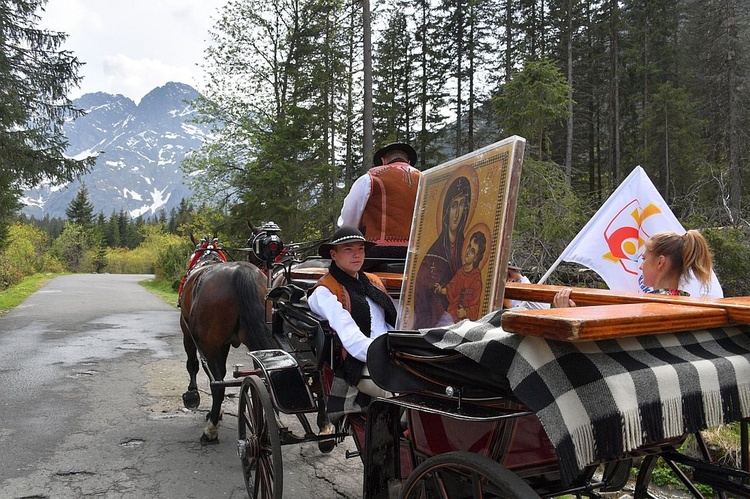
[233,262,276,350]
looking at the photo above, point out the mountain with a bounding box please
[20,82,212,220]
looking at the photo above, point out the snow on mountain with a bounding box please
[20,82,213,220]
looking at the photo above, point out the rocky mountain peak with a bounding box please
[21,82,210,220]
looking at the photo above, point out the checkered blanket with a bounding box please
[421,310,750,485]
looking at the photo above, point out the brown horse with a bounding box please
[179,251,277,444]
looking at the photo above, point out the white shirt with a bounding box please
[509,275,550,310]
[337,165,421,228]
[308,285,395,362]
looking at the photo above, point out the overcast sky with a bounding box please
[39,0,222,103]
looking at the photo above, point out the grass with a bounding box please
[0,273,63,316]
[139,277,179,308]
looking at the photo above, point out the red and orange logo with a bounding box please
[603,200,663,276]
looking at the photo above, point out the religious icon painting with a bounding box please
[397,136,526,330]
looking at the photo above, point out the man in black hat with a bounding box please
[338,142,421,258]
[309,226,397,399]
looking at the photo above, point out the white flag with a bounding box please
[547,166,723,298]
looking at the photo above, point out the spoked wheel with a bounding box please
[236,375,282,499]
[400,451,539,499]
[634,453,704,498]
[634,432,732,499]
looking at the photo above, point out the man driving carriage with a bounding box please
[338,142,421,259]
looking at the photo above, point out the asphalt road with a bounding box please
[0,274,362,499]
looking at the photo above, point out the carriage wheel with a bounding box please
[633,453,706,498]
[237,375,282,499]
[634,432,728,499]
[399,451,538,499]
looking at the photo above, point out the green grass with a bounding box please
[0,273,62,316]
[140,277,179,308]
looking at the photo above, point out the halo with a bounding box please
[435,164,480,234]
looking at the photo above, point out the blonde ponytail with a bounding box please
[681,230,713,291]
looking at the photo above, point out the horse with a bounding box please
[179,237,277,444]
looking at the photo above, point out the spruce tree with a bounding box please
[0,0,94,246]
[65,184,95,226]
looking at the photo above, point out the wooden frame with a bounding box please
[501,281,750,340]
[397,136,525,330]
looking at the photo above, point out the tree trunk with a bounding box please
[468,1,475,152]
[456,2,463,157]
[610,0,621,186]
[727,1,741,224]
[565,0,573,185]
[345,3,356,191]
[362,0,373,168]
[664,107,670,203]
[505,0,513,80]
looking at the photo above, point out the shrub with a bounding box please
[156,242,192,289]
[703,227,750,297]
[0,222,55,286]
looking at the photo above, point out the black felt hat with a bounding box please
[318,226,376,258]
[373,142,417,166]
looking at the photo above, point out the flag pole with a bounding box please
[537,255,565,284]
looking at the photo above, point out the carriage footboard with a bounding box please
[242,349,316,414]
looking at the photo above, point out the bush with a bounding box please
[703,227,750,297]
[105,226,186,276]
[156,242,192,290]
[0,222,55,287]
[105,246,156,274]
[0,255,24,289]
[511,159,586,272]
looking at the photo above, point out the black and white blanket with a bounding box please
[421,311,750,485]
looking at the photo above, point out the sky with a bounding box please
[39,0,223,104]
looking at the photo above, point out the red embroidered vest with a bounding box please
[359,163,420,246]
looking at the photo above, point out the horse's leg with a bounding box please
[200,344,230,445]
[180,316,201,409]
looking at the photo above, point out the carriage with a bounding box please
[202,223,750,499]
[178,134,750,497]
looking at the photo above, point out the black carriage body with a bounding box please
[238,267,750,499]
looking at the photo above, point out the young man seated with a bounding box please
[308,226,397,400]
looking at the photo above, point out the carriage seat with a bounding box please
[360,257,406,273]
[367,331,514,400]
[268,284,336,371]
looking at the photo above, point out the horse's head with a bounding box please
[247,221,285,269]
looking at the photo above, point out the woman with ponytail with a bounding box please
[639,230,713,296]
[553,230,714,307]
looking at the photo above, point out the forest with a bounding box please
[2,0,750,297]
[179,0,750,294]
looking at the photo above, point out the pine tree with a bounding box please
[105,211,120,247]
[372,9,416,148]
[189,0,350,240]
[0,0,94,246]
[65,184,95,226]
